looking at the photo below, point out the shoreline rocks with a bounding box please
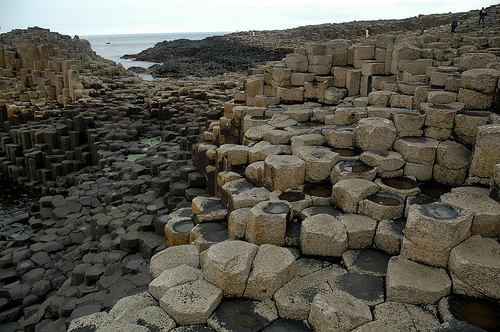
[1,4,500,331]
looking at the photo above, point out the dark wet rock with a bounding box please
[69,301,103,321]
[262,318,312,331]
[207,298,278,332]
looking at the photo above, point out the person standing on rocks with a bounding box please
[451,18,458,33]
[479,7,487,28]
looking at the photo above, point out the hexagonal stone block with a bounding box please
[149,245,200,279]
[203,240,258,297]
[359,191,405,221]
[294,146,340,183]
[308,290,372,332]
[263,155,305,192]
[149,265,203,301]
[441,190,500,238]
[331,179,379,214]
[355,117,396,151]
[386,256,451,305]
[448,235,500,299]
[394,137,439,166]
[373,301,441,331]
[160,279,223,326]
[247,200,291,246]
[273,264,346,320]
[300,214,348,257]
[401,203,472,267]
[244,244,296,300]
[337,214,377,249]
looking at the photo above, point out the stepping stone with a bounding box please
[308,290,372,332]
[244,244,296,300]
[342,249,391,277]
[203,240,258,297]
[247,200,291,246]
[160,279,223,325]
[149,265,203,301]
[109,292,158,319]
[330,273,385,307]
[149,245,200,279]
[191,196,227,223]
[374,301,441,332]
[274,264,346,320]
[67,312,112,331]
[448,235,500,298]
[207,298,278,332]
[300,214,347,257]
[337,214,377,249]
[386,256,451,305]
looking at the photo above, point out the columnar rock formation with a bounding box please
[2,9,500,332]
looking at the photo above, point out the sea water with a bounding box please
[82,32,230,71]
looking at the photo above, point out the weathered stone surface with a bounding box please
[374,219,405,255]
[448,235,500,299]
[386,256,451,305]
[294,146,340,183]
[394,137,439,165]
[355,117,397,151]
[300,214,348,257]
[441,190,500,238]
[469,124,500,179]
[373,301,441,331]
[207,298,278,332]
[263,155,305,191]
[331,179,379,214]
[203,240,258,297]
[460,68,500,94]
[273,265,346,320]
[401,203,472,267]
[336,214,377,249]
[308,290,372,332]
[160,279,223,325]
[247,200,290,246]
[244,244,296,300]
[149,265,203,301]
[149,245,200,279]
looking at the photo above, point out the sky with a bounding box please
[0,0,496,36]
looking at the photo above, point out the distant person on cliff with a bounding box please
[451,18,458,33]
[479,7,487,28]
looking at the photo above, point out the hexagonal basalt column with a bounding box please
[441,190,500,238]
[294,146,340,183]
[203,240,258,297]
[323,126,356,148]
[386,256,451,305]
[243,244,296,300]
[359,191,405,221]
[390,109,426,137]
[300,213,348,257]
[308,290,372,332]
[394,137,439,166]
[374,176,420,198]
[247,200,291,246]
[448,235,500,299]
[330,160,377,185]
[401,203,472,267]
[263,155,305,192]
[160,279,223,325]
[355,117,397,151]
[331,179,379,214]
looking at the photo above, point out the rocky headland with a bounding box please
[125,4,499,78]
[0,3,500,332]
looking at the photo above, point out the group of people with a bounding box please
[451,6,488,33]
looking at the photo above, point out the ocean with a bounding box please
[82,32,230,72]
